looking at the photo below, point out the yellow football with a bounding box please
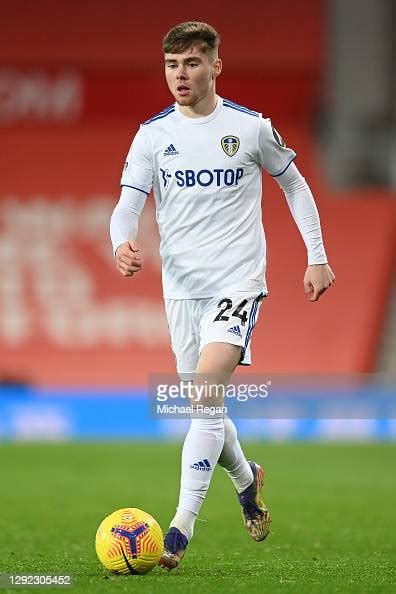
[95,507,164,575]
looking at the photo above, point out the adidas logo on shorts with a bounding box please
[228,325,242,338]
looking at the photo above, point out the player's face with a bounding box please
[164,46,222,108]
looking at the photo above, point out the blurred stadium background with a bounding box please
[0,0,395,441]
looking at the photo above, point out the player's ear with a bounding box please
[212,58,222,79]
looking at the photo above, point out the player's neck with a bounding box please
[178,93,218,119]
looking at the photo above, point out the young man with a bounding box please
[110,21,335,570]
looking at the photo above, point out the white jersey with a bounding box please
[120,96,296,299]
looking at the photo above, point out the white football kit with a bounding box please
[110,96,327,372]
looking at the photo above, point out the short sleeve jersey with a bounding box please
[121,96,296,299]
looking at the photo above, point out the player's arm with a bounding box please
[110,126,153,278]
[275,163,335,302]
[110,126,153,276]
[110,186,147,277]
[257,117,335,302]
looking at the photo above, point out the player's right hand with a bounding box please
[115,240,143,277]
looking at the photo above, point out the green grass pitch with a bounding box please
[0,442,395,593]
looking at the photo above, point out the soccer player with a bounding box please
[110,21,335,570]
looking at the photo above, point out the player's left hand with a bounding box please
[304,264,335,302]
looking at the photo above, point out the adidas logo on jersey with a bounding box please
[163,144,179,156]
[228,325,242,338]
[190,459,211,471]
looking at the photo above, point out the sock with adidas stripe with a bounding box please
[170,416,225,541]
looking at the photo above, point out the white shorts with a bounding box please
[164,292,265,377]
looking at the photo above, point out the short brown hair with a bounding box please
[163,21,220,59]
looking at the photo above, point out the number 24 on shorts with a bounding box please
[213,298,249,326]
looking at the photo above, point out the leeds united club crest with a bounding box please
[221,135,240,157]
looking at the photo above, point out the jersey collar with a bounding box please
[174,96,223,125]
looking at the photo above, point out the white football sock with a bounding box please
[169,509,197,541]
[170,416,225,541]
[218,417,253,494]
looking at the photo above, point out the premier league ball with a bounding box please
[95,508,164,575]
